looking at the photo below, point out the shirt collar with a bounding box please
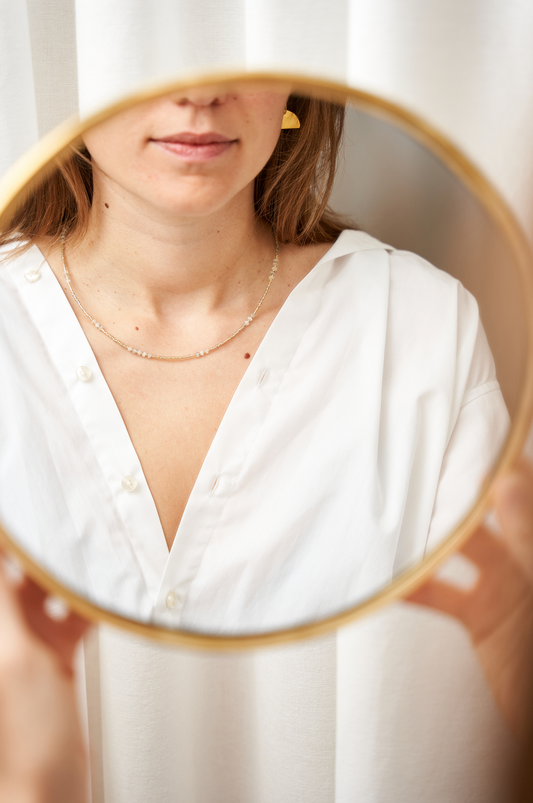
[313,229,393,270]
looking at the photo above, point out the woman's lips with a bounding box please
[151,133,236,162]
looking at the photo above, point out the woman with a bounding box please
[0,84,513,800]
[0,84,507,630]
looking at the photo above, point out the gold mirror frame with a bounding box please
[1,71,533,650]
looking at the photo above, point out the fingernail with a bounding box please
[43,595,70,621]
[2,555,24,587]
[435,553,479,590]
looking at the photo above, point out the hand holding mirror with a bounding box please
[0,74,532,649]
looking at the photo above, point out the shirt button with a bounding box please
[24,268,40,283]
[166,590,178,609]
[76,366,92,382]
[121,475,138,492]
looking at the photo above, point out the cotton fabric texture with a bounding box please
[0,229,507,632]
[0,230,514,800]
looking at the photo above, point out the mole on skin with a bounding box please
[244,353,251,359]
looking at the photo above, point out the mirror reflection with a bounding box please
[0,81,524,637]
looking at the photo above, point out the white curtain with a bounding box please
[2,2,532,800]
[2,0,533,239]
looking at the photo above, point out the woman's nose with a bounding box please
[173,87,228,108]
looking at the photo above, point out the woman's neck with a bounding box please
[64,185,275,321]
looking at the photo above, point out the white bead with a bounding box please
[127,347,132,352]
[142,352,147,357]
[195,352,200,357]
[166,590,178,609]
[147,354,152,359]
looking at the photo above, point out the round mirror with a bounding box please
[0,73,532,649]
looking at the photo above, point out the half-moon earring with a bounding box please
[281,109,300,129]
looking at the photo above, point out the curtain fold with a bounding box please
[0,0,38,178]
[2,0,533,238]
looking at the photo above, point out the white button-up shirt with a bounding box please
[0,230,508,634]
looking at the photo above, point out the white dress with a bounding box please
[0,230,516,801]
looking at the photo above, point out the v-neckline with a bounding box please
[12,231,389,612]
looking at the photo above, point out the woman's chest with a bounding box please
[92,337,266,550]
[2,239,482,630]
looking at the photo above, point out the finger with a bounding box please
[0,557,31,648]
[407,579,470,622]
[493,460,533,586]
[0,551,89,672]
[459,525,510,570]
[409,532,532,642]
[17,579,89,673]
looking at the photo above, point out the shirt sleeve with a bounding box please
[424,318,510,554]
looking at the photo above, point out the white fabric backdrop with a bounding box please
[1,2,532,800]
[2,0,533,240]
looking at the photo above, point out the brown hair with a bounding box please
[0,94,351,253]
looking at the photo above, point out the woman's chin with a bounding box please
[146,187,251,223]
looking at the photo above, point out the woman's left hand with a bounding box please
[0,558,89,802]
[408,459,533,742]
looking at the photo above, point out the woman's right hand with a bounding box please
[0,558,89,803]
[408,459,533,742]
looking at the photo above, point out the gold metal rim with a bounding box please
[1,70,532,650]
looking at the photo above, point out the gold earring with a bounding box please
[281,109,300,129]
